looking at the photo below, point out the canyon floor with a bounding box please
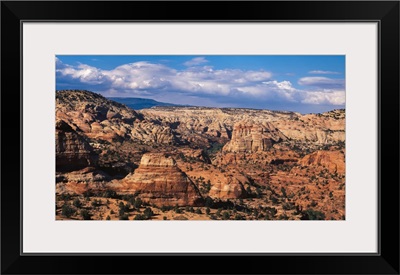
[56,90,345,221]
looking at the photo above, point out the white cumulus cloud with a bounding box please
[183,57,209,67]
[298,76,345,89]
[308,70,340,75]
[56,58,345,111]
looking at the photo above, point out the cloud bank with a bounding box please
[308,70,341,75]
[56,57,345,112]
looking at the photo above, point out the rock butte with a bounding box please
[112,153,203,207]
[223,120,287,153]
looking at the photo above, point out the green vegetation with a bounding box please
[73,198,82,208]
[119,214,129,220]
[61,204,75,218]
[143,207,154,219]
[80,209,92,220]
[301,209,326,220]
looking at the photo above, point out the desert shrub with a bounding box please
[118,202,131,216]
[106,215,111,220]
[102,190,118,198]
[195,208,202,214]
[174,205,182,214]
[265,207,277,218]
[59,193,72,201]
[73,198,82,208]
[282,202,295,211]
[91,199,101,208]
[255,187,263,198]
[80,209,91,220]
[161,205,173,212]
[61,204,75,218]
[143,207,154,219]
[281,187,287,198]
[234,214,245,220]
[246,186,252,195]
[222,211,230,220]
[83,190,93,198]
[278,213,289,220]
[134,198,142,209]
[206,142,224,156]
[204,196,215,208]
[253,209,259,218]
[119,214,129,220]
[134,214,147,220]
[301,209,326,220]
[122,194,136,205]
[206,207,211,215]
[270,195,279,204]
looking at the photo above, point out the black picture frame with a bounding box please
[1,1,399,274]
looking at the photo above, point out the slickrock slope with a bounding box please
[56,90,176,144]
[56,119,98,171]
[113,153,203,206]
[140,107,345,145]
[56,167,110,194]
[299,150,345,174]
[223,121,287,153]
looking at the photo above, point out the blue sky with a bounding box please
[56,55,345,113]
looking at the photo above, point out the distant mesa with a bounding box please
[223,120,288,153]
[112,153,203,207]
[108,97,185,110]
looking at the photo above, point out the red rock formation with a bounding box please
[299,150,345,174]
[209,176,245,199]
[223,121,287,153]
[56,90,176,144]
[113,153,203,206]
[56,120,98,172]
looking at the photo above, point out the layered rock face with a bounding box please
[56,120,98,172]
[115,153,203,206]
[141,107,345,145]
[299,150,345,174]
[56,167,110,194]
[223,121,287,153]
[56,90,176,144]
[209,177,245,199]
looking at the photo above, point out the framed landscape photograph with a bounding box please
[54,54,346,223]
[1,1,399,274]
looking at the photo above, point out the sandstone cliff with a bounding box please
[223,121,287,153]
[141,107,345,145]
[56,119,98,172]
[112,153,203,206]
[56,90,176,144]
